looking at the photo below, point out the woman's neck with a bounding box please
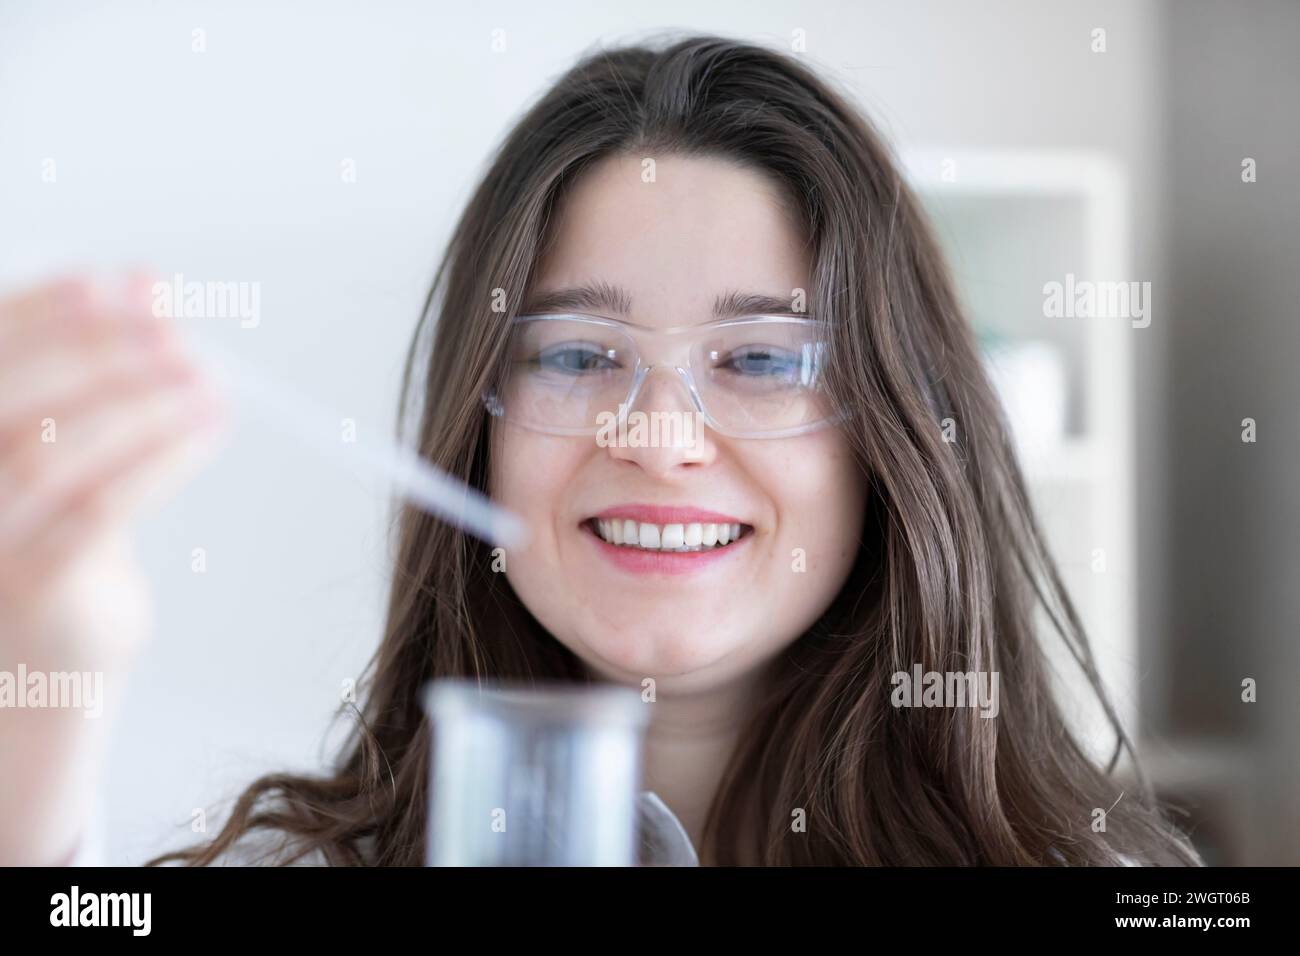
[638,663,773,863]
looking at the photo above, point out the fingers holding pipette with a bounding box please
[0,273,226,610]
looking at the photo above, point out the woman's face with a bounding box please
[489,152,866,693]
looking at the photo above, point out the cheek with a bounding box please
[489,424,580,522]
[753,435,865,611]
[488,425,585,615]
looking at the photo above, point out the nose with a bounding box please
[604,366,717,474]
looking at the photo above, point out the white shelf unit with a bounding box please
[902,149,1137,766]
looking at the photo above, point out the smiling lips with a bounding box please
[583,504,753,574]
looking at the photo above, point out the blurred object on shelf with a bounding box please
[981,335,1069,455]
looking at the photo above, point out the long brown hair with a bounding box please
[151,33,1200,866]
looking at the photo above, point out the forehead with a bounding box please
[531,152,810,323]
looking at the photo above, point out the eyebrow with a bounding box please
[519,282,803,321]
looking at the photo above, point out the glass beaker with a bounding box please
[422,678,651,866]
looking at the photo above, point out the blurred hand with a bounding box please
[0,273,227,672]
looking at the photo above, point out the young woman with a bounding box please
[0,34,1200,866]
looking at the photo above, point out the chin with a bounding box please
[573,625,741,684]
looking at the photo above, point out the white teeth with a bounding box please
[592,518,748,551]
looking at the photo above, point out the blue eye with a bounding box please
[720,346,799,378]
[535,344,618,374]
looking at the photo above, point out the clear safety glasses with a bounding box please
[481,313,845,439]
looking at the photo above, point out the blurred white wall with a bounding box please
[1,0,1175,863]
